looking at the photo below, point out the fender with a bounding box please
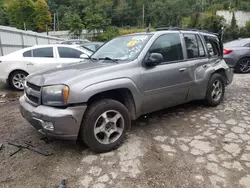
[190,59,228,100]
[75,78,143,115]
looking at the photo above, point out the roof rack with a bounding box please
[155,27,217,35]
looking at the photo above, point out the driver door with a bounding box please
[140,33,192,114]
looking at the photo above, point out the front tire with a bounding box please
[9,71,28,91]
[205,73,225,107]
[80,99,131,153]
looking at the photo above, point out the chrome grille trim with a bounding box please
[24,82,41,106]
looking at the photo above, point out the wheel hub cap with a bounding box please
[94,110,124,145]
[211,80,222,101]
[12,74,26,90]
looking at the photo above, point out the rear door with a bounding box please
[23,47,58,73]
[182,33,211,100]
[141,33,192,114]
[56,47,85,65]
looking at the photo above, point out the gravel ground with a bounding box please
[0,74,250,188]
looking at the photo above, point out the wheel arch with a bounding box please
[87,88,137,120]
[8,69,29,85]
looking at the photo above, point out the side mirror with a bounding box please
[145,53,163,67]
[80,54,89,59]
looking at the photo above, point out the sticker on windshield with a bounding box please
[127,40,137,47]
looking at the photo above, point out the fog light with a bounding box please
[42,121,54,131]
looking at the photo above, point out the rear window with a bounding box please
[33,47,54,58]
[204,36,221,57]
[23,50,32,57]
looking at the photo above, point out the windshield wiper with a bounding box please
[98,57,119,63]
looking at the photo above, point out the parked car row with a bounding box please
[19,29,234,152]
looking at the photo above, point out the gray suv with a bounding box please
[20,29,233,152]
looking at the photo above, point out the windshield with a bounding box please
[92,34,152,61]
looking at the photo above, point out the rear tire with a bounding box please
[80,99,131,153]
[235,57,250,73]
[9,70,28,91]
[205,73,225,107]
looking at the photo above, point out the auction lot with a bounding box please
[0,74,250,188]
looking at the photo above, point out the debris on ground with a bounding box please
[40,137,53,144]
[8,142,53,156]
[57,179,67,188]
[0,143,3,151]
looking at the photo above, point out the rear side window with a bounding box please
[184,34,206,59]
[23,50,32,57]
[58,47,83,58]
[149,33,183,63]
[204,36,220,57]
[33,47,54,58]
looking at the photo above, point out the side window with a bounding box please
[149,33,183,63]
[197,35,206,57]
[33,47,54,58]
[184,34,199,59]
[204,36,220,57]
[23,50,32,57]
[243,43,250,47]
[58,47,83,58]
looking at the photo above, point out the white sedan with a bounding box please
[0,44,92,90]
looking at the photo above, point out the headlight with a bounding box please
[42,85,69,106]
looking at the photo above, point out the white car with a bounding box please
[0,44,92,90]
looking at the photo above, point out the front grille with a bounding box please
[26,94,39,104]
[25,82,41,105]
[26,82,41,91]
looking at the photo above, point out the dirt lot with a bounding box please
[0,74,250,188]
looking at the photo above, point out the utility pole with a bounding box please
[23,22,26,31]
[142,4,145,28]
[53,13,56,35]
[57,11,60,31]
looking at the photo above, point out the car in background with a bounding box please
[0,44,93,90]
[223,38,250,73]
[81,42,104,52]
[60,39,90,45]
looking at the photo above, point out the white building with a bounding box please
[216,10,250,28]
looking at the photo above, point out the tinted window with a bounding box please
[23,50,32,57]
[243,43,250,47]
[58,47,83,58]
[204,36,220,57]
[33,47,53,58]
[149,34,183,62]
[197,35,206,57]
[184,34,199,59]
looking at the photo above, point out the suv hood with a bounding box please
[26,60,116,86]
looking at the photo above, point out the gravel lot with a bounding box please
[0,74,250,188]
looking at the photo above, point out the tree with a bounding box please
[5,0,36,30]
[64,12,84,38]
[35,0,52,32]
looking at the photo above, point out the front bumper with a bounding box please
[19,95,87,140]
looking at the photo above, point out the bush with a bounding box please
[98,26,120,41]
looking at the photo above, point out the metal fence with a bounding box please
[0,25,64,56]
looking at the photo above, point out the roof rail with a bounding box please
[155,27,218,35]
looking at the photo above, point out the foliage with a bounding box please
[64,12,84,37]
[34,0,52,32]
[98,26,119,41]
[5,0,36,30]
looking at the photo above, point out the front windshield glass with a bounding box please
[92,34,152,61]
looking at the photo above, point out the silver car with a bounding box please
[20,29,233,152]
[224,38,250,73]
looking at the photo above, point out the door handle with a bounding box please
[179,68,186,72]
[26,63,34,66]
[203,64,208,68]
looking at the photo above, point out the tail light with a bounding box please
[223,49,233,55]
